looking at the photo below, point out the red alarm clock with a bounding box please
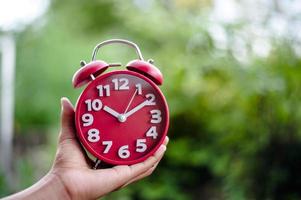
[72,39,169,166]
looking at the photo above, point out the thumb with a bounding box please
[59,97,76,143]
[54,97,90,168]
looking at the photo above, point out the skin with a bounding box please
[3,97,168,200]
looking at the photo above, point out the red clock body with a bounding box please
[75,70,169,165]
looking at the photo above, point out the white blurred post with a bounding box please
[0,33,15,186]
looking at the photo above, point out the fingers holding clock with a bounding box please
[120,136,169,182]
[58,98,75,132]
[124,136,169,181]
[122,136,169,187]
[163,136,169,146]
[56,97,91,168]
[121,161,159,189]
[59,97,77,143]
[89,139,168,196]
[90,136,169,195]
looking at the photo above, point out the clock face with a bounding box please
[75,70,169,165]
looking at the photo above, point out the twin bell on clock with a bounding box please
[72,39,169,166]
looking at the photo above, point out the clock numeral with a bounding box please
[85,99,103,111]
[135,84,142,95]
[82,113,93,126]
[118,145,130,159]
[146,126,158,139]
[136,139,147,153]
[87,128,100,142]
[150,110,162,123]
[102,141,113,153]
[97,85,110,97]
[145,93,156,105]
[112,78,129,90]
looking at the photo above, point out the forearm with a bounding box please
[3,173,70,200]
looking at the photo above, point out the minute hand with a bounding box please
[124,100,150,118]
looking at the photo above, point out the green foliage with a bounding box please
[0,170,11,196]
[1,0,301,199]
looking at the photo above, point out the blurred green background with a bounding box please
[1,0,301,199]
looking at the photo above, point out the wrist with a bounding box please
[4,172,70,200]
[43,172,71,200]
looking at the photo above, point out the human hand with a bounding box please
[50,97,168,199]
[4,97,168,200]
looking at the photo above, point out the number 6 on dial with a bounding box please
[118,145,130,159]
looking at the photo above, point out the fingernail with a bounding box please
[60,97,66,110]
[165,136,169,145]
[157,145,166,155]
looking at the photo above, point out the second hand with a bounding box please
[123,89,138,115]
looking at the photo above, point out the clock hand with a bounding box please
[124,100,150,118]
[103,105,121,119]
[123,89,138,114]
[103,105,127,123]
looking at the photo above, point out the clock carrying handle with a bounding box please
[91,39,144,61]
[91,39,163,85]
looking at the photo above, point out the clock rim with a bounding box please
[74,70,169,165]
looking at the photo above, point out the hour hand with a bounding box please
[124,100,148,118]
[103,105,121,119]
